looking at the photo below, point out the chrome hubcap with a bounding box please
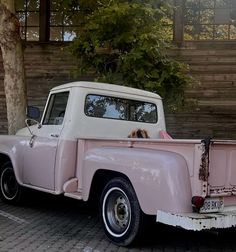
[114,196,129,228]
[103,187,131,237]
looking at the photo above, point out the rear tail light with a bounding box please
[192,196,205,211]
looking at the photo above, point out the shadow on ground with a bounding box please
[19,190,236,250]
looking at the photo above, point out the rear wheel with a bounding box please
[0,162,22,204]
[100,177,143,246]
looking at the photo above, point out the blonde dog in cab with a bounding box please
[128,128,150,138]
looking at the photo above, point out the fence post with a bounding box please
[173,0,184,47]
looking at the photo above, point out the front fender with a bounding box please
[0,135,28,185]
[82,147,192,215]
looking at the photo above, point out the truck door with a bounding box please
[23,91,69,190]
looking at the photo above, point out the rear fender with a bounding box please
[82,147,192,215]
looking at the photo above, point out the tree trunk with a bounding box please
[0,1,27,135]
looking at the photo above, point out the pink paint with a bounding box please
[159,130,173,139]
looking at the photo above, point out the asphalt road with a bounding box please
[0,191,236,252]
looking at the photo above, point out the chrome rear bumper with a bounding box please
[156,209,236,231]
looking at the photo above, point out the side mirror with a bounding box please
[27,106,40,120]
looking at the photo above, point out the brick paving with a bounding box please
[0,192,236,251]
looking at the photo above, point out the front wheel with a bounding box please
[0,162,22,204]
[100,177,143,246]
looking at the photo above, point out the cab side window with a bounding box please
[43,92,69,125]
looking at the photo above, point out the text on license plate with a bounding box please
[200,197,224,213]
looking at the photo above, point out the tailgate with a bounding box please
[208,140,236,197]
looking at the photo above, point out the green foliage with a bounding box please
[69,0,190,111]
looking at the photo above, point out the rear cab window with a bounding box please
[85,94,158,124]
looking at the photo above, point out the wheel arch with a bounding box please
[0,152,22,185]
[88,169,133,205]
[0,153,12,169]
[0,155,23,204]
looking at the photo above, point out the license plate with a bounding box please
[199,197,224,213]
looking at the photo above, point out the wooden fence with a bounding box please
[0,41,236,139]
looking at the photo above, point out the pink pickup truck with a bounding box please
[0,81,236,246]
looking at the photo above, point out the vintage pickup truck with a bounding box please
[0,81,236,246]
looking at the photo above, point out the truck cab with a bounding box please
[15,81,165,193]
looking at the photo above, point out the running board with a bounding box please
[63,178,78,193]
[64,192,82,200]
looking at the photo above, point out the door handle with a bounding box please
[29,135,36,148]
[50,133,59,138]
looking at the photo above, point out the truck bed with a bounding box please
[80,137,236,206]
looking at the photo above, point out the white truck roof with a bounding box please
[48,81,166,139]
[51,81,162,100]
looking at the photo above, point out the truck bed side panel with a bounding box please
[76,139,204,215]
